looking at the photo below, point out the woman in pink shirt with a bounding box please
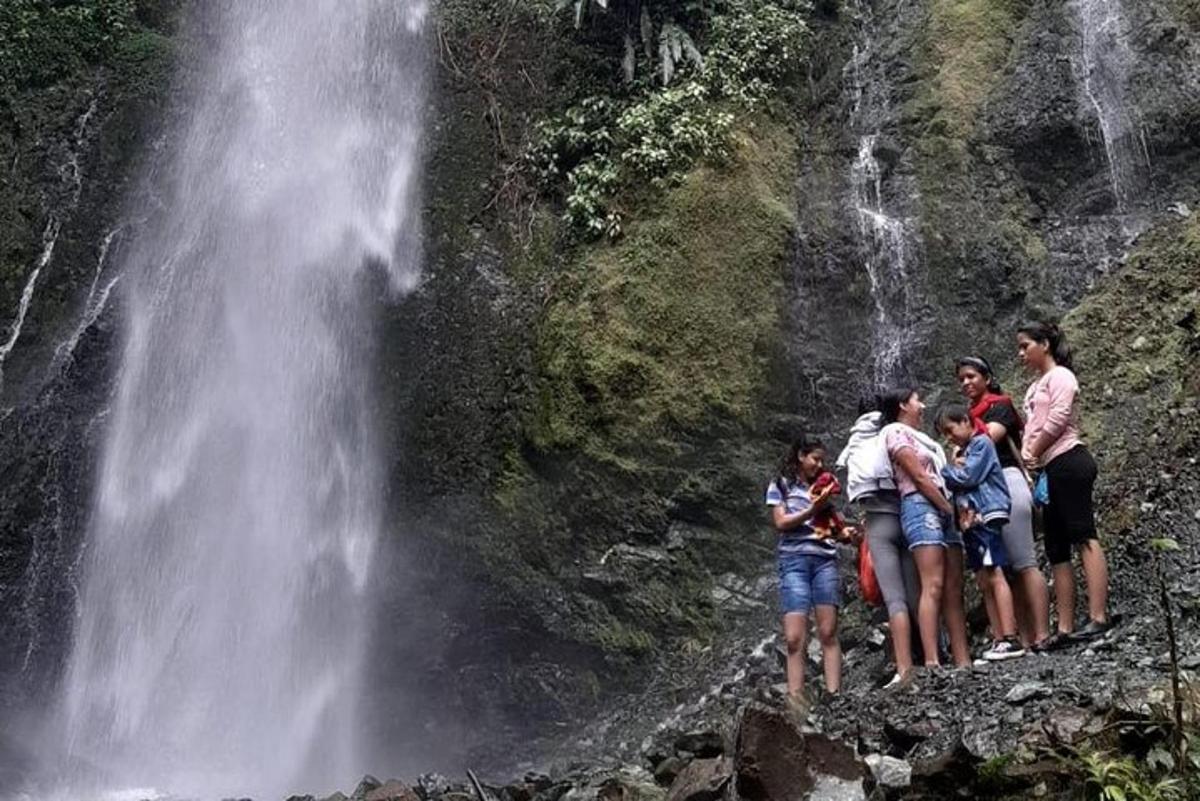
[1017,322,1111,647]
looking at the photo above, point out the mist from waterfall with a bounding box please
[50,1,427,797]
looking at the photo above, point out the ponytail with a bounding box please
[1017,321,1074,371]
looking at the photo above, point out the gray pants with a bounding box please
[1001,467,1038,571]
[865,510,919,617]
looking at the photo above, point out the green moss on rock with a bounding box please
[530,120,797,459]
[1065,213,1200,542]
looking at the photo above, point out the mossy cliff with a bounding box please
[0,0,1199,771]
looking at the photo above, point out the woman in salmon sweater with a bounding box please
[1017,322,1112,647]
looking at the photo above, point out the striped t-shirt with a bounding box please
[765,478,838,557]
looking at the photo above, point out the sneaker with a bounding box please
[882,672,903,689]
[982,639,1027,662]
[1031,631,1074,653]
[1069,619,1114,641]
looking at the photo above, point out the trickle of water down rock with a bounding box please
[1071,0,1149,213]
[51,1,427,798]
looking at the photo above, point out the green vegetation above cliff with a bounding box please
[528,0,809,236]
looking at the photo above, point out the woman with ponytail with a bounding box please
[955,356,1051,649]
[1017,322,1111,647]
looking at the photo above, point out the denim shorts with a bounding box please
[964,522,1010,572]
[900,494,953,550]
[778,551,841,614]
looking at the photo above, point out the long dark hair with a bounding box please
[1017,320,1074,371]
[878,386,917,425]
[955,355,1002,393]
[777,434,824,492]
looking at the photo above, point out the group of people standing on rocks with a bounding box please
[765,321,1113,712]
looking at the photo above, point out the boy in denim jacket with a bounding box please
[938,404,1026,662]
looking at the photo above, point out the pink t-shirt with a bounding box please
[1022,366,1083,467]
[885,424,944,497]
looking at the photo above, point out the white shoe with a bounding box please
[982,639,1027,661]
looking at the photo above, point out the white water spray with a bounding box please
[55,1,427,798]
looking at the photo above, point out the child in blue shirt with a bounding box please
[765,435,846,715]
[938,404,1026,662]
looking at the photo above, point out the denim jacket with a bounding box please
[941,434,1012,525]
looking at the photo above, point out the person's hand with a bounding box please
[811,486,835,508]
[956,507,977,531]
[1023,452,1040,472]
[841,524,860,544]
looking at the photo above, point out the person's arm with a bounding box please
[941,439,992,490]
[892,448,953,514]
[771,488,833,531]
[1026,371,1076,460]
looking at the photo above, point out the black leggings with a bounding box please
[1043,445,1098,565]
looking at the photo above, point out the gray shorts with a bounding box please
[1000,467,1038,571]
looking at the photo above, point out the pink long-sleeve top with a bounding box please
[1022,366,1083,467]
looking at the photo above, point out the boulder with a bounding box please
[653,757,688,786]
[863,755,911,789]
[354,776,383,801]
[734,704,865,801]
[665,758,731,801]
[1041,706,1104,745]
[367,780,422,801]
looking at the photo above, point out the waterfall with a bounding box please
[844,1,923,388]
[1071,0,1148,210]
[52,1,427,797]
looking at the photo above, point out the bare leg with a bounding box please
[815,605,841,693]
[942,547,971,667]
[1010,579,1032,645]
[1052,562,1076,634]
[985,568,1018,639]
[1079,540,1110,624]
[978,571,1000,641]
[1019,567,1051,643]
[912,546,946,667]
[889,610,914,678]
[783,612,809,696]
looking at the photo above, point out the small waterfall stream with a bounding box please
[50,1,428,798]
[844,0,923,388]
[1071,0,1149,210]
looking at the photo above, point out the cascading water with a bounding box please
[51,1,427,797]
[1071,0,1148,211]
[844,0,924,387]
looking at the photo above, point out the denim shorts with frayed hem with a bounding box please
[778,551,841,615]
[900,494,952,550]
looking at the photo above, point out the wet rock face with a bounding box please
[791,0,1200,422]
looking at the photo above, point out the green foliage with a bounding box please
[0,0,138,96]
[1078,750,1188,801]
[530,0,809,236]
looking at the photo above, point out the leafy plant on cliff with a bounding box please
[531,0,809,236]
[0,0,138,99]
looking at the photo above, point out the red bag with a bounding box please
[858,538,883,607]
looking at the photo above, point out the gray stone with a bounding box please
[665,757,732,801]
[864,754,911,789]
[1005,681,1052,704]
